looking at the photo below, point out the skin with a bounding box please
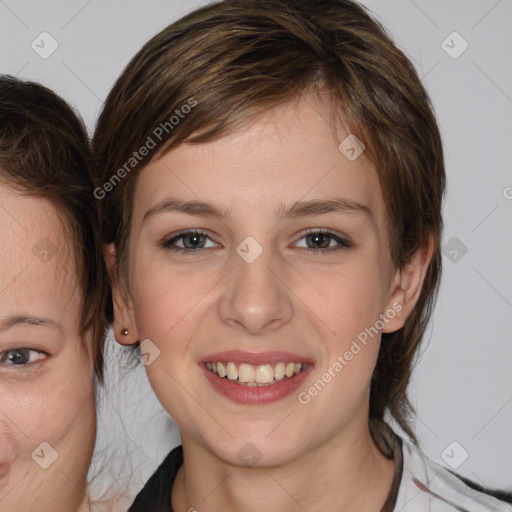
[0,185,96,512]
[108,94,433,512]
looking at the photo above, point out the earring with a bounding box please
[121,328,129,336]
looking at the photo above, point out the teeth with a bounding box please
[217,362,227,378]
[206,360,305,384]
[226,361,238,380]
[238,363,255,383]
[274,362,285,381]
[255,364,273,383]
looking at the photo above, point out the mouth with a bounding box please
[205,361,306,386]
[200,351,313,404]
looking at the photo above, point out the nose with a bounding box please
[218,241,294,335]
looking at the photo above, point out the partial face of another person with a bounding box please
[0,185,95,511]
[111,96,426,467]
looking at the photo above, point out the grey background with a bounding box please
[1,0,511,501]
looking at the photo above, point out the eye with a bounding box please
[294,229,351,255]
[0,348,47,366]
[160,230,219,254]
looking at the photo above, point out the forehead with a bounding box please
[0,186,81,327]
[133,96,388,231]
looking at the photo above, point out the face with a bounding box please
[110,95,429,467]
[0,185,96,510]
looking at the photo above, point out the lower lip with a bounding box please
[201,364,312,404]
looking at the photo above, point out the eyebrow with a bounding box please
[142,197,373,222]
[0,315,58,330]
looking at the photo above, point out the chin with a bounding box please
[204,431,306,469]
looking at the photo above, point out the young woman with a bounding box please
[93,0,512,510]
[0,76,107,511]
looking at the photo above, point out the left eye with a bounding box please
[0,348,47,366]
[295,230,350,252]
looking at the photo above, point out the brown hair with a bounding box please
[93,0,445,441]
[0,75,106,381]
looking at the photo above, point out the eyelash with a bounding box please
[0,348,48,367]
[160,229,351,256]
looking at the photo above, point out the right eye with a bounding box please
[0,348,47,366]
[160,230,220,254]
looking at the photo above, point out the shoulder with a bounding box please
[128,445,183,512]
[394,436,512,511]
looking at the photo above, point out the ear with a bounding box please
[104,243,139,345]
[382,234,434,333]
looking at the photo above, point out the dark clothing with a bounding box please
[129,444,183,512]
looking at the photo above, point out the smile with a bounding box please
[201,351,313,404]
[206,361,305,386]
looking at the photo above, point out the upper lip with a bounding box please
[200,350,314,366]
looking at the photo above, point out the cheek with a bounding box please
[294,260,387,403]
[0,362,95,457]
[296,258,388,342]
[132,259,216,339]
[0,366,95,509]
[44,373,94,432]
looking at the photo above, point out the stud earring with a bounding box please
[121,328,129,336]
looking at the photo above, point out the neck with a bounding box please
[171,418,396,512]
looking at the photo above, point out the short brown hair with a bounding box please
[0,75,106,380]
[93,0,445,441]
